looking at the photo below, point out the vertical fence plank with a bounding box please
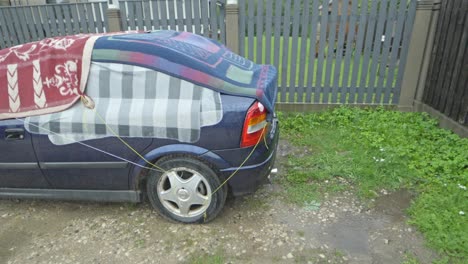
[159,0,169,29]
[273,0,282,69]
[54,5,66,35]
[297,0,310,102]
[444,0,467,116]
[184,0,193,33]
[392,0,417,104]
[305,0,320,102]
[383,0,409,104]
[176,0,185,32]
[288,0,302,101]
[366,0,389,104]
[255,0,263,63]
[17,7,32,42]
[315,0,330,103]
[247,0,255,60]
[423,0,448,105]
[210,0,219,40]
[0,9,12,48]
[450,31,468,121]
[101,2,109,32]
[264,0,273,64]
[11,8,27,44]
[39,6,54,37]
[31,6,45,39]
[238,0,246,55]
[323,0,339,103]
[119,1,128,30]
[341,0,359,103]
[62,5,74,35]
[349,1,368,103]
[127,1,136,30]
[280,0,292,102]
[218,1,226,43]
[77,3,90,33]
[142,0,152,31]
[375,0,398,104]
[94,2,105,33]
[150,0,161,30]
[135,1,144,30]
[4,8,20,45]
[69,4,81,34]
[86,3,97,33]
[428,0,452,106]
[357,0,378,103]
[167,0,177,30]
[200,0,210,37]
[332,0,350,103]
[24,7,39,42]
[432,0,461,109]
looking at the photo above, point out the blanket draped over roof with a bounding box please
[91,30,278,112]
[25,62,223,145]
[0,35,98,120]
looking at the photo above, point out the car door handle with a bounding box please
[5,128,25,141]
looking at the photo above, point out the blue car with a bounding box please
[0,31,279,223]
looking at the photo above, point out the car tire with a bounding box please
[146,155,227,223]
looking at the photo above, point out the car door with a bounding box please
[32,135,152,190]
[0,119,50,188]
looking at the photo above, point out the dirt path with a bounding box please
[0,140,436,264]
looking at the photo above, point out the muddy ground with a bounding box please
[0,140,437,264]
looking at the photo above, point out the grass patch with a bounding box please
[189,252,225,264]
[279,107,468,262]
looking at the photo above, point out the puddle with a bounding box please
[374,189,414,221]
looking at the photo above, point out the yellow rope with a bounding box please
[80,95,167,173]
[204,126,267,222]
[80,95,269,222]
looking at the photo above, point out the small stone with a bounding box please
[384,239,390,244]
[287,253,294,259]
[319,254,326,259]
[277,241,283,246]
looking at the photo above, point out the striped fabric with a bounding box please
[25,62,223,145]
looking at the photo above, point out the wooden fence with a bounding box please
[239,0,417,105]
[0,1,108,47]
[0,0,226,48]
[119,0,226,43]
[0,0,422,108]
[422,0,468,126]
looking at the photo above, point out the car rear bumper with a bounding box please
[201,117,279,196]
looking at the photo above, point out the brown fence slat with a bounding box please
[366,0,389,104]
[305,0,320,103]
[288,0,301,101]
[280,0,292,102]
[54,5,66,35]
[297,0,310,103]
[315,0,330,103]
[323,0,340,103]
[434,0,463,110]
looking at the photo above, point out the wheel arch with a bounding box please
[129,144,231,191]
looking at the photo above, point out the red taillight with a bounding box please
[241,101,268,148]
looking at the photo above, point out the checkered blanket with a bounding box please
[25,62,223,145]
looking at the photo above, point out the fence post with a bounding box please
[225,0,240,54]
[106,0,123,32]
[398,0,441,111]
[0,0,10,6]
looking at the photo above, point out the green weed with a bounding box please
[280,107,468,262]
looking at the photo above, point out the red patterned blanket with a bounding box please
[0,35,99,120]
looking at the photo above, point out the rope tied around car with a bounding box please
[80,95,270,220]
[19,94,269,222]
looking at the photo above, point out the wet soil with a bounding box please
[0,140,437,264]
